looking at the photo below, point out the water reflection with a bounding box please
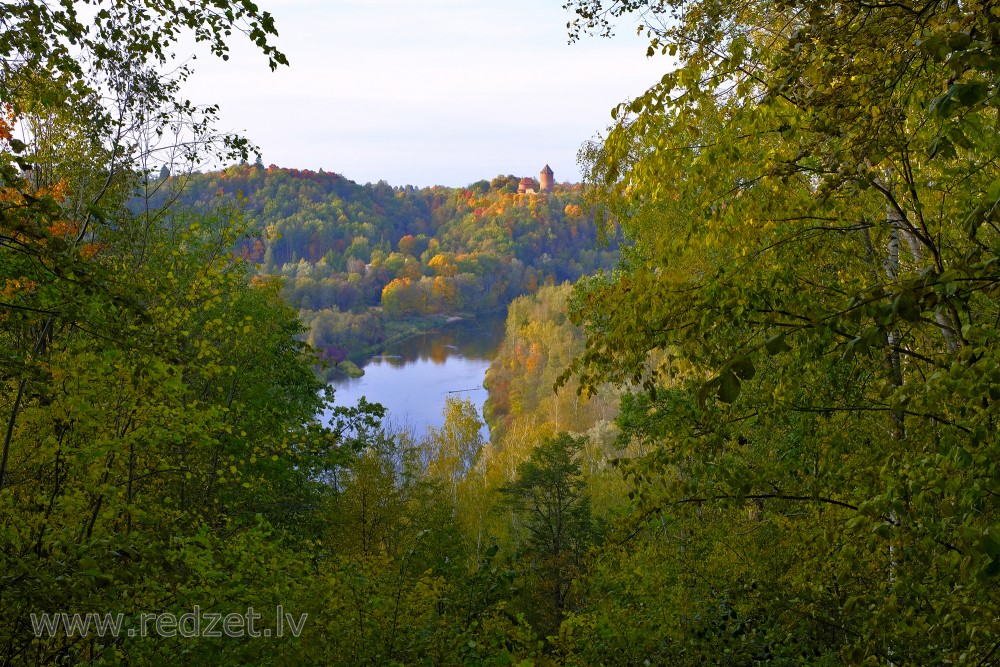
[329,315,506,441]
[374,317,505,366]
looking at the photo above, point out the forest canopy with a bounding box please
[163,165,618,366]
[555,0,1000,662]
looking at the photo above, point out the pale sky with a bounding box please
[182,0,668,188]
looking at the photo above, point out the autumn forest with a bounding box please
[3,0,1000,665]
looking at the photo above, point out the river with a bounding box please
[328,316,506,442]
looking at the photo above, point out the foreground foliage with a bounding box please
[556,0,1000,662]
[0,4,341,664]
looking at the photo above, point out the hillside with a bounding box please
[154,165,618,365]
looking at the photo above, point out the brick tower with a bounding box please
[539,164,554,193]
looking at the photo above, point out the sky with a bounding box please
[181,0,668,188]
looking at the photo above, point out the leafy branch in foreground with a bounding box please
[558,0,1000,662]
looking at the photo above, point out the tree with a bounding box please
[0,3,325,665]
[1,0,286,197]
[397,234,417,256]
[561,0,1000,661]
[500,432,593,638]
[1,0,289,492]
[428,252,457,277]
[423,397,485,514]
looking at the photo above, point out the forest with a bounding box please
[3,0,1000,665]
[158,165,618,371]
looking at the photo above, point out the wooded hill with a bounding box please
[155,166,618,363]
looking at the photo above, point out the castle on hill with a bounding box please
[518,164,554,195]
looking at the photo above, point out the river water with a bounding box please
[328,316,505,442]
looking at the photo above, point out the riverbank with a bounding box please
[317,310,504,381]
[325,313,505,442]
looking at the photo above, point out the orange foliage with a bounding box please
[80,242,105,259]
[397,234,417,256]
[1,177,69,218]
[0,104,14,143]
[40,180,70,201]
[239,238,265,261]
[0,104,17,141]
[47,220,79,238]
[525,354,539,373]
[525,341,543,373]
[1,277,38,299]
[1,178,74,249]
[0,187,23,205]
[250,275,281,289]
[428,253,457,277]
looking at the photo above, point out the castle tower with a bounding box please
[539,164,554,193]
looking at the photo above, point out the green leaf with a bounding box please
[717,370,741,403]
[954,82,988,107]
[764,333,791,355]
[891,292,920,321]
[984,526,1000,558]
[731,355,756,380]
[978,557,1000,580]
[946,32,971,52]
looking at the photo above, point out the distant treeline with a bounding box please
[156,165,618,362]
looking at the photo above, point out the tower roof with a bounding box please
[540,164,554,175]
